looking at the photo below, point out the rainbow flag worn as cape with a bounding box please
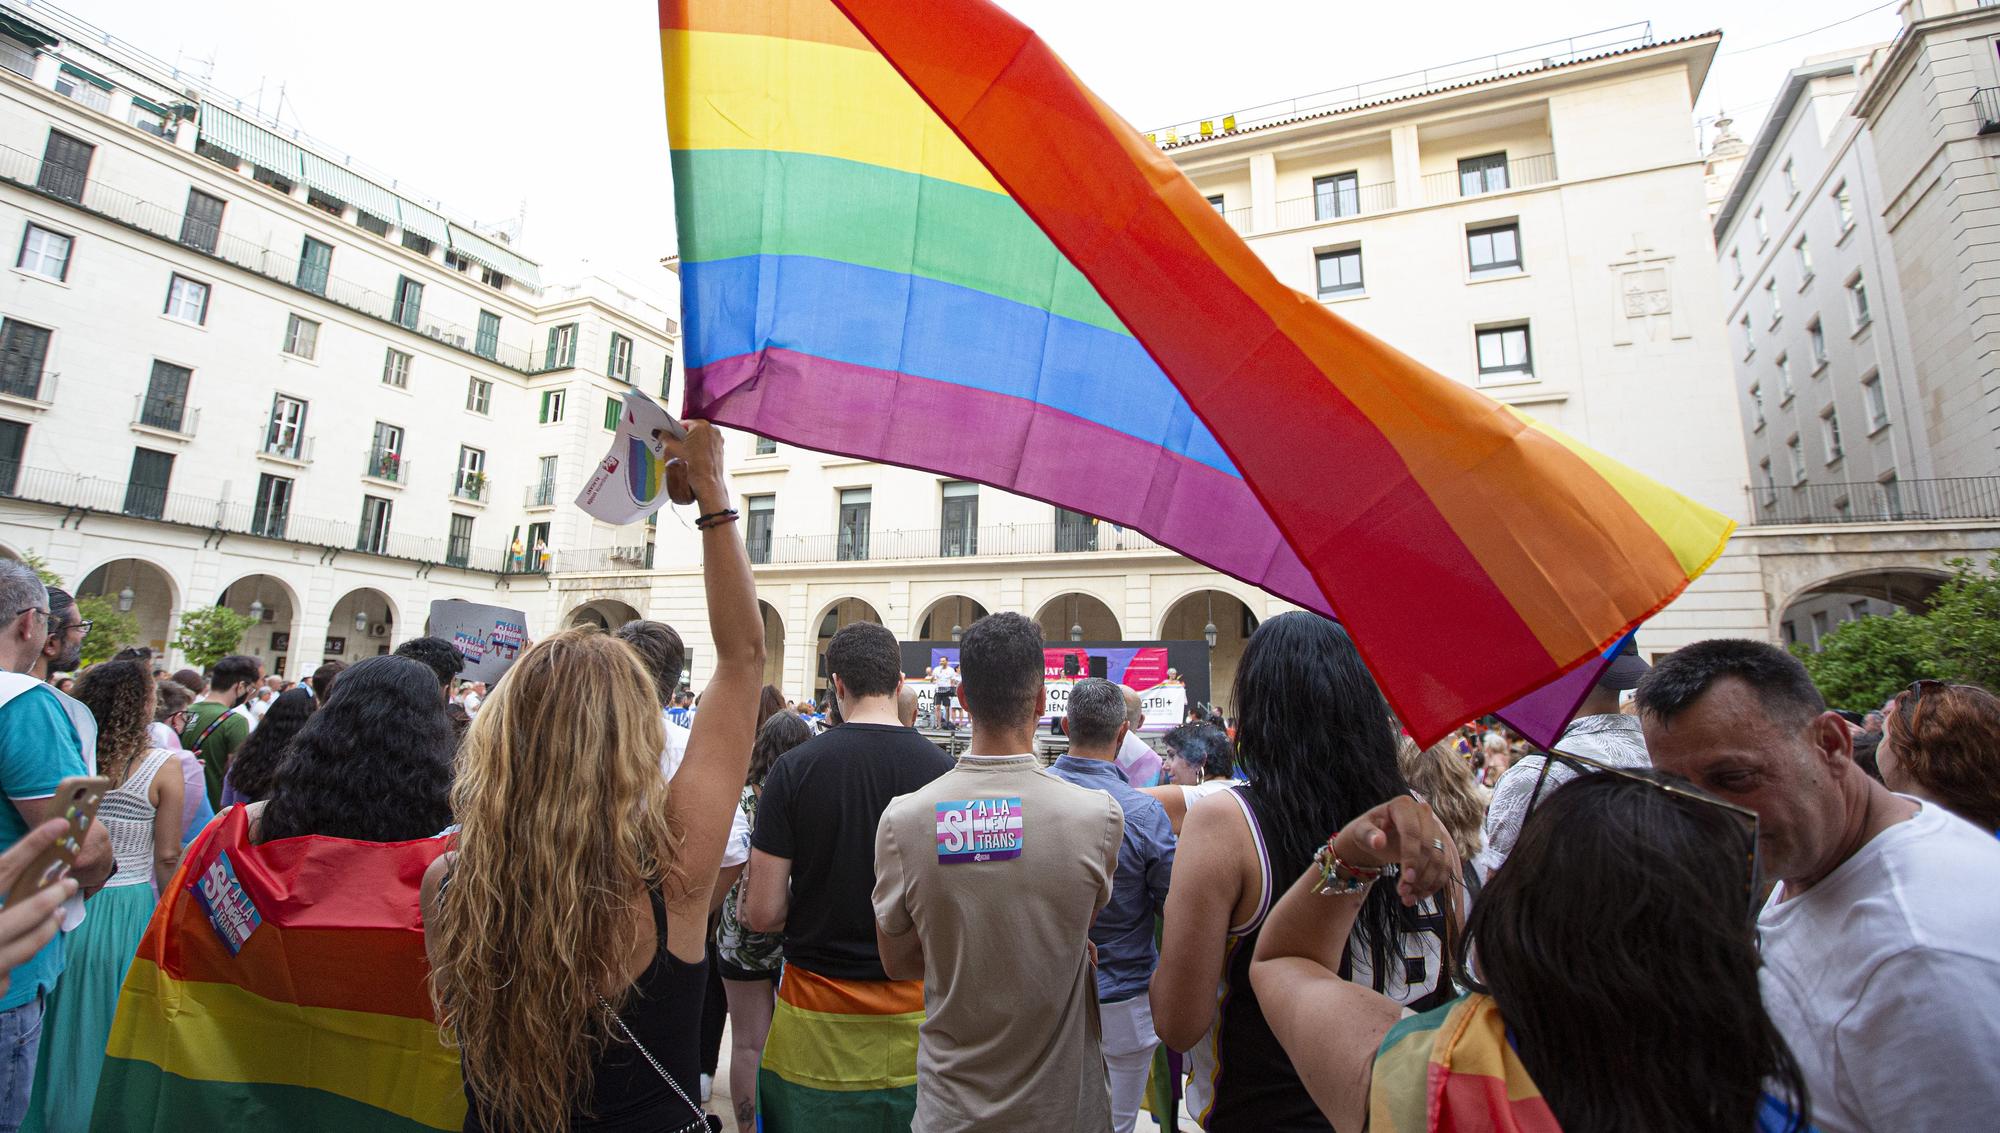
[1370,994,1558,1132]
[91,806,464,1132]
[660,0,1734,744]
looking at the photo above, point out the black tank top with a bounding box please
[462,887,710,1132]
[1203,785,1332,1133]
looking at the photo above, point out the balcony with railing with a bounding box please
[364,447,407,484]
[1974,87,2000,136]
[132,395,198,437]
[1272,181,1396,229]
[0,463,511,570]
[1217,206,1253,236]
[525,479,558,509]
[453,471,489,504]
[259,431,313,464]
[1422,152,1557,204]
[741,521,1165,566]
[1748,477,2000,526]
[0,142,545,373]
[0,366,53,404]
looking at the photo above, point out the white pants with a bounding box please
[1099,993,1160,1133]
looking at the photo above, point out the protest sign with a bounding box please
[428,600,529,683]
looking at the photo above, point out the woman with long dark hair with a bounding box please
[258,656,455,844]
[221,687,318,806]
[1251,773,1810,1133]
[1151,612,1436,1131]
[28,660,183,1131]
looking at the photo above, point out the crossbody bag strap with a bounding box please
[595,995,721,1133]
[193,706,235,749]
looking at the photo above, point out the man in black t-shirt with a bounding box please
[743,622,952,1131]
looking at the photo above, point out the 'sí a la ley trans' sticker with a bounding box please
[191,849,262,955]
[935,797,1024,863]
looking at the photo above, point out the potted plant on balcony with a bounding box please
[461,471,487,499]
[375,451,402,481]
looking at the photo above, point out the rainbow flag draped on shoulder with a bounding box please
[659,0,1733,744]
[1370,994,1558,1132]
[91,806,464,1132]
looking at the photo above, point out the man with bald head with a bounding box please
[1112,685,1161,787]
[1637,638,2000,1133]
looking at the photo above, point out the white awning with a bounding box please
[196,103,303,178]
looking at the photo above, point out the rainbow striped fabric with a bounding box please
[1370,994,1557,1132]
[757,964,921,1128]
[661,0,1733,742]
[91,807,464,1132]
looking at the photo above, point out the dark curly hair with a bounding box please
[223,688,318,804]
[71,660,155,787]
[749,710,812,788]
[258,656,455,843]
[394,635,467,691]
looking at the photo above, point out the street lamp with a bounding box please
[1070,622,1083,643]
[950,624,962,642]
[1203,620,1218,649]
[116,586,134,613]
[248,598,265,622]
[354,609,369,632]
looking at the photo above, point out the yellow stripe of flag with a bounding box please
[762,995,922,1093]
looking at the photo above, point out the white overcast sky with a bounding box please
[58,0,1901,306]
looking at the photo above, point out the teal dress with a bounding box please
[26,749,176,1133]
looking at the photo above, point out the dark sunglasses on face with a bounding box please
[1525,747,1764,924]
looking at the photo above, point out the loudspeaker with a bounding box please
[1062,654,1080,677]
[1088,656,1108,679]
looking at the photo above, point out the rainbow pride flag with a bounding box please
[91,806,464,1132]
[1370,994,1558,1132]
[757,964,921,1128]
[661,0,1734,743]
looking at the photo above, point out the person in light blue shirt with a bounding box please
[1048,677,1174,1133]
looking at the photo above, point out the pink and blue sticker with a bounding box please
[935,797,1023,863]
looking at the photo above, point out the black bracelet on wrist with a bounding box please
[695,508,739,530]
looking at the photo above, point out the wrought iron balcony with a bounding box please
[453,471,489,503]
[364,447,407,484]
[1747,477,2000,526]
[1273,181,1396,229]
[132,395,198,436]
[1422,152,1558,204]
[1973,87,2000,136]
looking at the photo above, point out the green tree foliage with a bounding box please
[172,606,258,671]
[19,552,62,589]
[1795,553,2000,709]
[77,595,141,667]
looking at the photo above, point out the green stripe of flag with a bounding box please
[90,1057,457,1133]
[757,1067,917,1127]
[671,148,1130,336]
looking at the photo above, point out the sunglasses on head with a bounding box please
[1525,747,1764,924]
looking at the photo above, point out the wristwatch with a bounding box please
[1311,839,1381,896]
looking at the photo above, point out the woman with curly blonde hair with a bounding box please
[424,423,763,1133]
[1396,734,1487,860]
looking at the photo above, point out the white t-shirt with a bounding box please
[1180,777,1244,809]
[657,712,749,869]
[1758,798,2000,1133]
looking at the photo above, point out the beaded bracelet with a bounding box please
[1311,837,1383,896]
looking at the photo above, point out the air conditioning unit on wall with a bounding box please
[369,623,390,638]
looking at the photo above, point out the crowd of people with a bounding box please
[0,420,1994,1133]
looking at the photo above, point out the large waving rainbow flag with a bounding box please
[92,806,464,1132]
[661,0,1733,743]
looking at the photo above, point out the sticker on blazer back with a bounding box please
[934,798,1023,863]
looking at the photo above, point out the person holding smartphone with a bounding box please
[427,421,762,1133]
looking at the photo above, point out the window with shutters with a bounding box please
[355,211,390,237]
[401,232,433,256]
[15,224,70,282]
[164,274,209,324]
[123,448,174,520]
[746,495,775,564]
[265,395,308,459]
[539,388,567,424]
[532,456,558,508]
[252,474,292,539]
[837,488,872,562]
[382,348,411,389]
[0,319,53,400]
[297,237,332,296]
[476,311,501,360]
[466,376,492,415]
[251,165,294,195]
[180,190,225,254]
[392,276,423,329]
[36,131,93,204]
[0,420,24,496]
[369,422,404,482]
[608,333,633,381]
[357,496,393,554]
[283,314,319,359]
[661,354,675,401]
[140,361,192,432]
[1863,372,1889,434]
[447,515,474,568]
[603,397,621,431]
[940,480,978,557]
[456,446,486,501]
[545,323,578,370]
[481,267,508,290]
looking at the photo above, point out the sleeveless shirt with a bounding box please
[100,749,174,889]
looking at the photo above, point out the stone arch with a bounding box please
[76,556,181,659]
[810,596,884,703]
[566,598,645,631]
[759,600,787,694]
[1158,587,1262,716]
[216,573,304,675]
[1775,565,1952,651]
[913,594,991,642]
[324,587,402,666]
[1033,592,1121,643]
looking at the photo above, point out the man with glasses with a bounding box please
[1637,638,2000,1133]
[1473,633,1651,881]
[29,589,96,769]
[0,561,113,1130]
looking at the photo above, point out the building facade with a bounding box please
[556,26,1779,705]
[0,2,673,673]
[1710,0,2000,647]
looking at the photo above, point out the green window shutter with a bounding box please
[604,397,619,430]
[563,324,578,367]
[538,390,550,424]
[544,328,558,370]
[607,337,619,376]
